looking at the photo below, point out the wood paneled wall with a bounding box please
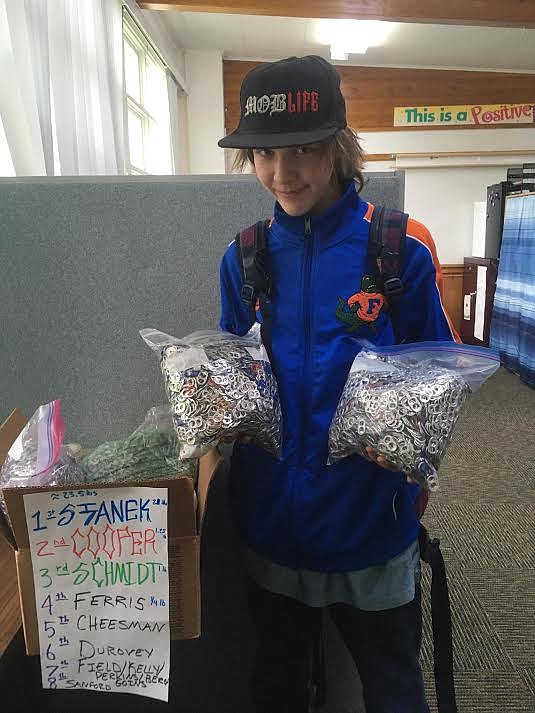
[442,264,464,336]
[223,61,535,133]
[139,1,535,28]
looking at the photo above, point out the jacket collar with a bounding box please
[272,180,366,240]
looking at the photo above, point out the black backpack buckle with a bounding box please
[241,283,256,306]
[383,276,403,301]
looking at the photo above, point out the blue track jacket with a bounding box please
[219,181,456,572]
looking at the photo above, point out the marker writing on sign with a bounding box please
[32,497,156,531]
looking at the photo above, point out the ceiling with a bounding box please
[155,11,535,73]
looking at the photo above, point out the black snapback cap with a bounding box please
[218,55,347,149]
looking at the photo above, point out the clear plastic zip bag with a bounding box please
[79,405,197,485]
[141,324,282,460]
[0,400,86,532]
[328,342,500,490]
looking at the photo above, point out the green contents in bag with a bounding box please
[80,428,197,483]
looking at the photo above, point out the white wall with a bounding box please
[185,50,226,174]
[360,127,535,156]
[403,166,510,263]
[360,128,535,263]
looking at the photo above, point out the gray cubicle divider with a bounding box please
[0,171,404,713]
[1,172,403,445]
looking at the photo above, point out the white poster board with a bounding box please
[472,201,487,258]
[474,266,488,342]
[24,487,170,701]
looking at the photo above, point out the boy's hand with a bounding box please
[364,446,416,484]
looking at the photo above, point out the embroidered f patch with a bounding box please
[335,275,386,333]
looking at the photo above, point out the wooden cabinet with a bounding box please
[460,257,499,346]
[442,264,464,337]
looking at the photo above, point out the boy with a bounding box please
[218,55,457,713]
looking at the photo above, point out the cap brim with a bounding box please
[218,124,343,149]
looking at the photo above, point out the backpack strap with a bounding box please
[369,205,431,518]
[419,525,458,713]
[368,206,409,343]
[235,219,273,360]
[235,220,270,307]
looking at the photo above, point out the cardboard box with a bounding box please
[0,408,223,656]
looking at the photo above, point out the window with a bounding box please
[122,9,173,175]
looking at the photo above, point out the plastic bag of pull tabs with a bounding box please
[141,324,282,460]
[328,342,500,491]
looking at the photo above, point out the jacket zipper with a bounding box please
[303,215,313,376]
[302,215,313,452]
[294,214,313,565]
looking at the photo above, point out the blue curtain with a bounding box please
[490,193,535,387]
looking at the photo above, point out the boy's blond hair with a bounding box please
[231,127,366,192]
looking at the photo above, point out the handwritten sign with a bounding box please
[394,103,535,127]
[23,487,170,701]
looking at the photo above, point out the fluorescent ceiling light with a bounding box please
[315,19,394,59]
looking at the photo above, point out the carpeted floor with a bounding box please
[419,367,535,712]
